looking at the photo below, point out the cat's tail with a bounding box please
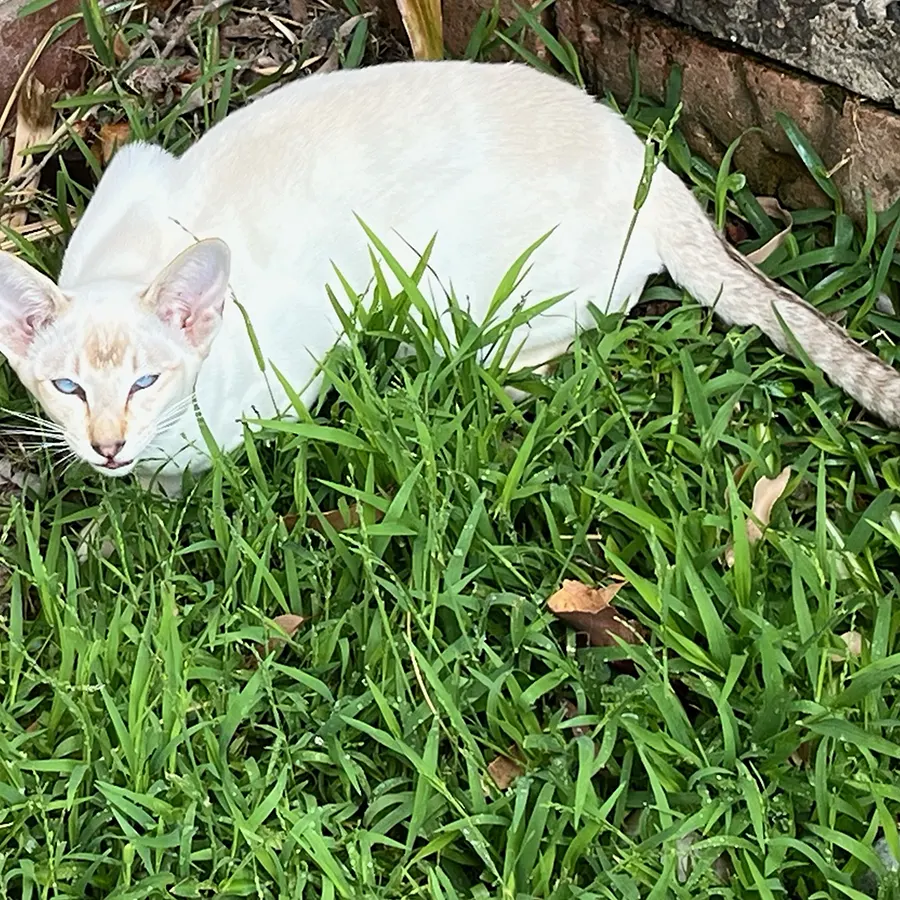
[651,170,900,427]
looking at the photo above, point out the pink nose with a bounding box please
[92,440,125,460]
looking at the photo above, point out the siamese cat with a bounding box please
[0,60,896,495]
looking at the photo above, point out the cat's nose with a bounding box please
[92,439,125,460]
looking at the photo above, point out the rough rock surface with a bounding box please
[556,0,900,218]
[634,0,900,109]
[0,0,86,123]
[440,0,551,58]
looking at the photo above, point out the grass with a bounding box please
[2,1,900,898]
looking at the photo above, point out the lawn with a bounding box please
[1,1,900,898]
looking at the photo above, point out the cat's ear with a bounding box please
[0,251,68,361]
[144,239,230,352]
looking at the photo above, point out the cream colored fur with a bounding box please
[0,60,897,495]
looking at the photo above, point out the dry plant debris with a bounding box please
[2,74,56,230]
[745,197,794,264]
[284,500,385,533]
[486,748,525,790]
[547,578,644,646]
[830,629,863,661]
[724,466,791,567]
[245,613,306,668]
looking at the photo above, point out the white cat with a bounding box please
[0,60,897,496]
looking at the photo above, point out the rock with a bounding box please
[441,0,551,58]
[632,0,900,110]
[556,0,900,219]
[0,0,86,126]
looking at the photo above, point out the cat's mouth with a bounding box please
[101,458,132,470]
[91,458,137,476]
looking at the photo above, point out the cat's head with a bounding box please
[0,239,231,477]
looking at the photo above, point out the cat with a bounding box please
[0,59,897,496]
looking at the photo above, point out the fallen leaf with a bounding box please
[486,750,524,790]
[2,74,55,230]
[0,457,42,495]
[266,614,305,655]
[829,630,863,661]
[789,740,813,767]
[560,700,591,737]
[113,30,130,61]
[745,197,794,265]
[746,466,792,543]
[547,578,644,647]
[724,466,791,567]
[289,0,308,22]
[309,505,365,533]
[725,217,750,245]
[285,499,386,533]
[246,613,305,668]
[98,122,131,165]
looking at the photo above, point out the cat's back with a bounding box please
[178,60,638,185]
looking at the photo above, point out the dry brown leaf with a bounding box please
[560,700,591,737]
[289,0,309,21]
[547,578,625,613]
[731,462,750,486]
[309,505,365,533]
[98,122,131,165]
[395,0,443,59]
[3,74,55,230]
[487,750,524,790]
[246,613,305,668]
[547,578,644,647]
[789,740,813,767]
[725,466,791,567]
[284,500,386,533]
[745,197,794,265]
[725,217,750,245]
[271,613,305,638]
[113,30,131,62]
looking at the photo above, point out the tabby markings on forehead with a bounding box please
[84,328,130,369]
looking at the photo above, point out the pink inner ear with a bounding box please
[24,308,54,334]
[2,298,60,356]
[158,300,190,330]
[156,291,223,348]
[148,239,230,348]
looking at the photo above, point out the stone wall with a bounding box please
[0,0,85,116]
[436,0,900,220]
[634,0,900,110]
[556,0,900,218]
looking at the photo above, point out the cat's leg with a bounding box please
[502,338,574,401]
[75,515,115,562]
[136,470,184,498]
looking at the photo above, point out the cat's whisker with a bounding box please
[2,426,67,441]
[3,429,70,442]
[55,457,81,481]
[0,408,65,431]
[155,397,195,424]
[15,444,71,455]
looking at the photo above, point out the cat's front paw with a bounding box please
[136,470,184,498]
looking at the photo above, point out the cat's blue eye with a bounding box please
[52,378,83,396]
[131,374,159,392]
